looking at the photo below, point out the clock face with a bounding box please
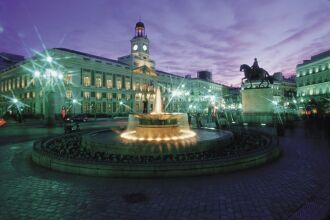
[133,44,138,51]
[143,45,148,51]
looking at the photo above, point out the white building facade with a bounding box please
[0,22,228,118]
[296,50,330,101]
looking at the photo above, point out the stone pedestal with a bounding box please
[241,87,274,124]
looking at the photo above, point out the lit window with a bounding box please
[84,92,90,99]
[66,90,72,98]
[21,76,25,88]
[116,79,122,89]
[133,82,139,91]
[125,81,130,90]
[83,76,91,86]
[8,80,11,90]
[65,74,73,84]
[96,92,102,100]
[117,93,121,100]
[96,76,102,88]
[16,77,20,88]
[27,92,30,99]
[107,93,112,100]
[106,79,112,88]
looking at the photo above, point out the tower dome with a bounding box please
[135,21,145,37]
[135,21,145,28]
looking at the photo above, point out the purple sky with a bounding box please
[0,0,330,86]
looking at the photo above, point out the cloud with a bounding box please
[1,0,330,86]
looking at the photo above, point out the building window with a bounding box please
[27,92,30,99]
[65,74,73,84]
[116,79,122,89]
[135,93,140,101]
[108,103,112,112]
[95,76,102,88]
[106,79,112,88]
[107,93,112,100]
[83,76,91,86]
[21,77,25,88]
[8,80,11,90]
[96,92,102,100]
[16,77,20,88]
[66,90,72,98]
[125,81,131,90]
[117,93,122,100]
[96,103,101,113]
[84,92,90,99]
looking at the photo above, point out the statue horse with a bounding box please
[240,64,273,88]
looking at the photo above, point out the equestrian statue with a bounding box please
[240,58,273,88]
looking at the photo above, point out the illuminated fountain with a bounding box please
[79,87,233,156]
[120,87,196,142]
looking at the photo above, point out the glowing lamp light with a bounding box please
[33,70,41,78]
[293,100,297,104]
[13,98,18,103]
[172,90,182,97]
[261,123,267,126]
[119,101,123,105]
[72,99,78,104]
[46,56,53,63]
[51,70,58,77]
[272,100,278,105]
[58,73,63,79]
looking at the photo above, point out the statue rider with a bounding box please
[252,58,259,70]
[251,58,259,79]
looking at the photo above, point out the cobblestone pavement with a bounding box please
[0,124,330,219]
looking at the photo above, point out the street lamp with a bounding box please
[33,70,41,78]
[46,56,53,63]
[72,99,78,116]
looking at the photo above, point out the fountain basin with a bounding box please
[83,129,233,156]
[122,112,194,143]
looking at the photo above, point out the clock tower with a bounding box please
[118,21,155,70]
[131,21,150,55]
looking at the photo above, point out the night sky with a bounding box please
[0,0,330,86]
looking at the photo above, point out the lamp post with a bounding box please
[72,99,77,116]
[33,67,64,127]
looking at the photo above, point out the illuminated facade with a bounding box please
[0,21,228,117]
[296,50,330,102]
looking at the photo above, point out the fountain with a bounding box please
[120,87,196,142]
[31,83,279,177]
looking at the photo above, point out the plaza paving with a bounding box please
[0,122,330,219]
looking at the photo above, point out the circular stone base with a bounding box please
[32,129,280,177]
